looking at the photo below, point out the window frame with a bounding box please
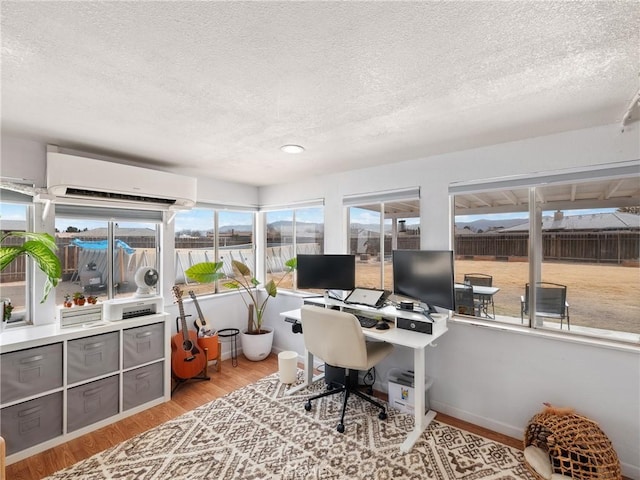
[449,161,639,343]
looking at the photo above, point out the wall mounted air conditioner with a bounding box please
[46,151,197,209]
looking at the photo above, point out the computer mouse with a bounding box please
[375,321,390,330]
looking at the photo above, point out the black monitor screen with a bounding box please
[297,254,356,291]
[392,250,455,311]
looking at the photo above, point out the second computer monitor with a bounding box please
[392,249,455,312]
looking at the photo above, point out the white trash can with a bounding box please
[278,351,298,384]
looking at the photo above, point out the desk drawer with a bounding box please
[123,322,164,368]
[123,362,164,410]
[1,392,63,455]
[67,375,119,432]
[1,343,63,404]
[68,332,119,384]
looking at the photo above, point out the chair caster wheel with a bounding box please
[379,411,387,420]
[304,401,312,411]
[337,423,345,433]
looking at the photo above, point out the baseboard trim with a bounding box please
[430,400,524,441]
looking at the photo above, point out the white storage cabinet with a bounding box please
[0,313,170,463]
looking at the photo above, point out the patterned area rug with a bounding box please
[45,373,534,479]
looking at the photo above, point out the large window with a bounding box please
[55,207,160,304]
[265,206,324,290]
[174,207,255,295]
[451,163,639,344]
[345,189,420,291]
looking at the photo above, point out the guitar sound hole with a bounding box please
[182,340,194,351]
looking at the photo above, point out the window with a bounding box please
[265,206,324,290]
[174,207,255,295]
[450,162,639,344]
[453,189,530,320]
[55,206,161,304]
[0,201,30,326]
[345,189,420,291]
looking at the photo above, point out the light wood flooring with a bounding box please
[7,354,522,480]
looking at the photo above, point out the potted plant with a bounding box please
[185,258,296,361]
[0,231,61,303]
[73,292,86,306]
[63,294,73,308]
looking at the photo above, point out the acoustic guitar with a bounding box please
[189,290,216,336]
[171,286,206,380]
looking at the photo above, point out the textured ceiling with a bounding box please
[1,1,639,186]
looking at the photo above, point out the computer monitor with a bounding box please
[296,254,356,291]
[392,250,455,312]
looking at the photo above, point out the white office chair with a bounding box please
[300,305,394,433]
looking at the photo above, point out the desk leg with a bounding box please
[400,345,437,453]
[285,349,325,396]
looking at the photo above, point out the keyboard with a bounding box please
[356,315,379,328]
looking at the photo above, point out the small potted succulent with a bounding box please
[63,294,73,308]
[86,295,98,305]
[73,292,86,306]
[3,300,14,322]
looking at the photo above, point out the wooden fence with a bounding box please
[2,230,637,284]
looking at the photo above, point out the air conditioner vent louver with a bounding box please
[65,188,177,205]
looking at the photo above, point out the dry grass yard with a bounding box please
[355,259,639,335]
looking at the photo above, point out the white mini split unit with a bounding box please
[46,151,197,209]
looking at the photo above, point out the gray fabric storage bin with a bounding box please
[123,361,164,411]
[67,375,119,432]
[67,332,119,384]
[1,343,63,404]
[123,322,164,369]
[1,392,63,455]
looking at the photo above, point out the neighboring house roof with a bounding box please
[499,212,640,232]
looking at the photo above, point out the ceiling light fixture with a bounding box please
[280,144,305,154]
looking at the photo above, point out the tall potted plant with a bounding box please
[185,258,296,361]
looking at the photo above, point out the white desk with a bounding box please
[280,297,448,453]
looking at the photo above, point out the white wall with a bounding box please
[259,122,640,478]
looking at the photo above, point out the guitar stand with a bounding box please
[171,347,211,396]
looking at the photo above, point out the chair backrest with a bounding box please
[300,305,368,370]
[464,273,492,287]
[524,282,567,315]
[455,284,475,315]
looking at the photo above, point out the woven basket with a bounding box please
[524,409,621,480]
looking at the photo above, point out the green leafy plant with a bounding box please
[0,231,61,303]
[185,258,296,334]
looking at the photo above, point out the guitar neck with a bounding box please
[173,287,190,340]
[189,291,206,327]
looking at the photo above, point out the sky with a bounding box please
[0,203,622,231]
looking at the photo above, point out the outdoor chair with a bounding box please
[521,282,570,330]
[455,283,476,316]
[464,273,495,318]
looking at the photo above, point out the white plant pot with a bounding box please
[240,328,274,361]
